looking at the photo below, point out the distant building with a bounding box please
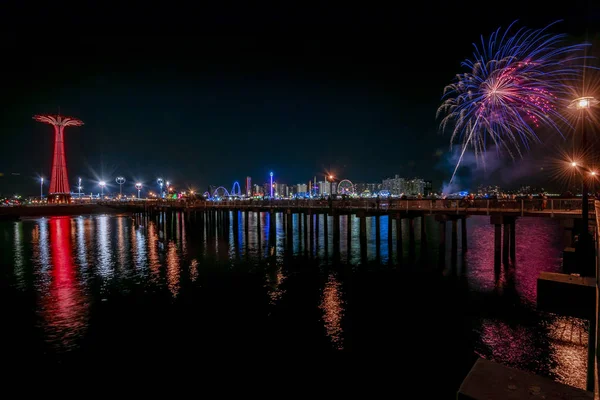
[263,182,272,197]
[246,176,252,197]
[297,183,307,196]
[253,184,263,196]
[318,181,332,196]
[405,178,425,195]
[424,180,433,196]
[382,174,406,196]
[277,183,287,198]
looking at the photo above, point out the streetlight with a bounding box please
[40,177,44,201]
[157,178,164,198]
[569,96,598,277]
[78,177,82,199]
[135,182,142,199]
[116,177,126,196]
[99,181,106,198]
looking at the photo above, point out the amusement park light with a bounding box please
[99,181,106,197]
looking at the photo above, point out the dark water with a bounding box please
[0,212,587,394]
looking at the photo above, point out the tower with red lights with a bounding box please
[33,114,83,203]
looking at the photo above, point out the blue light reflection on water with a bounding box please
[0,212,586,392]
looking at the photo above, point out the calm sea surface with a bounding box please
[0,212,587,395]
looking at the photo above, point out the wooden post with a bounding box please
[315,212,320,250]
[333,212,340,261]
[461,216,467,251]
[360,214,367,263]
[347,214,352,251]
[256,210,261,246]
[387,214,393,257]
[286,210,293,250]
[409,218,415,257]
[309,211,314,254]
[396,215,402,262]
[303,212,308,252]
[510,219,516,261]
[439,221,446,265]
[503,221,510,264]
[375,215,381,260]
[494,223,501,269]
[451,219,458,256]
[324,212,329,250]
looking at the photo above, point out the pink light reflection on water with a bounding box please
[465,216,563,304]
[465,216,586,389]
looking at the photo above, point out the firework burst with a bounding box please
[438,21,588,183]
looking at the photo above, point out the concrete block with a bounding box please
[537,271,595,319]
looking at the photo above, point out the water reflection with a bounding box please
[547,316,587,389]
[0,212,581,390]
[13,222,25,290]
[320,273,344,350]
[96,215,112,279]
[76,217,88,269]
[166,241,181,298]
[40,217,88,352]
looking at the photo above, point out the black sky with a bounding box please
[1,1,599,196]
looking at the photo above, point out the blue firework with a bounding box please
[437,21,588,182]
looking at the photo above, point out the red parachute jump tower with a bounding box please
[33,114,83,204]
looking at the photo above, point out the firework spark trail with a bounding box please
[438,21,588,180]
[450,115,480,184]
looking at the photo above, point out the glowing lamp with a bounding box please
[571,162,577,167]
[569,96,598,110]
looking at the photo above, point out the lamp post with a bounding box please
[157,178,164,198]
[116,177,126,196]
[99,181,106,198]
[135,182,142,199]
[568,96,598,278]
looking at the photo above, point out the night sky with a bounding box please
[1,2,599,196]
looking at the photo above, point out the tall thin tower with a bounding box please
[33,114,84,203]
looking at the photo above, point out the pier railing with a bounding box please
[184,198,593,217]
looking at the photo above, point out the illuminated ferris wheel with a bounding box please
[337,179,354,195]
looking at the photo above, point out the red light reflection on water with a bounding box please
[40,217,88,351]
